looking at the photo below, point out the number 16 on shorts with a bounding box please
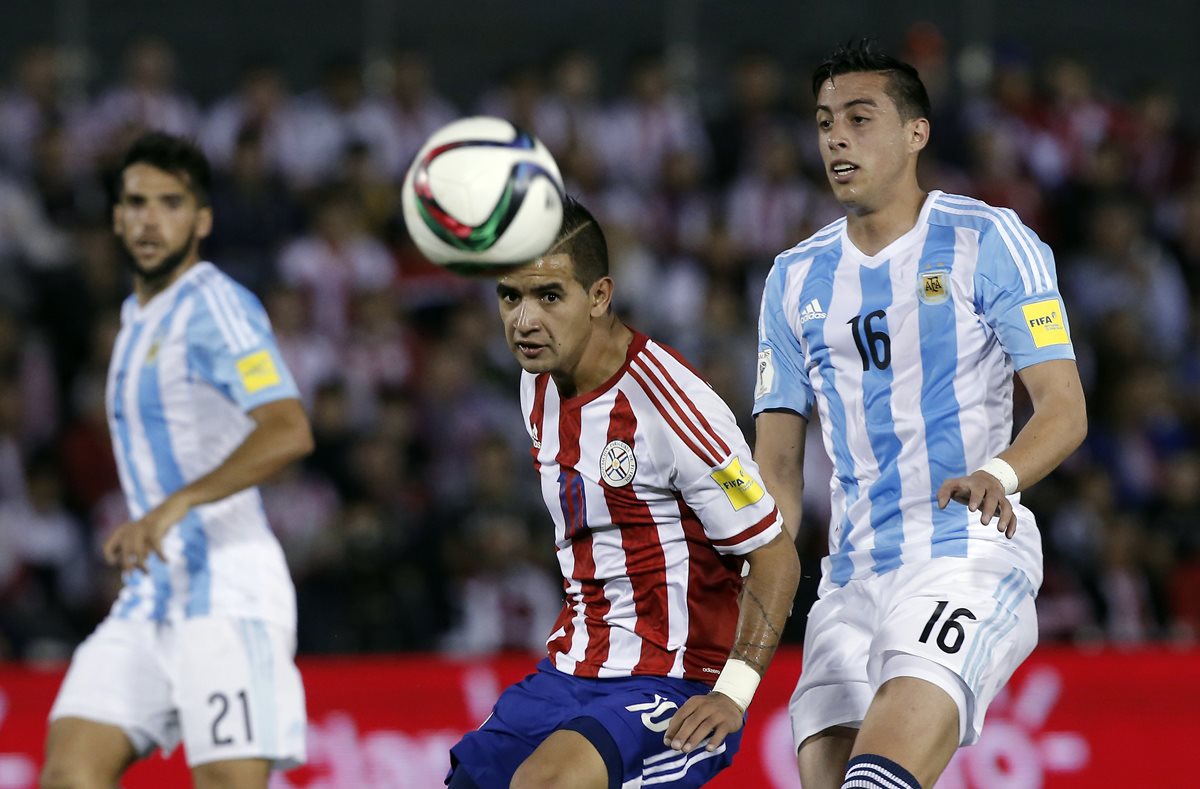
[893,565,1037,699]
[918,601,976,654]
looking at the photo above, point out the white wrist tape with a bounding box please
[711,659,761,712]
[976,457,1018,495]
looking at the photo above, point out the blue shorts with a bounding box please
[447,658,742,788]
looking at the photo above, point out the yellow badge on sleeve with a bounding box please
[1021,298,1070,348]
[236,350,281,393]
[710,456,766,511]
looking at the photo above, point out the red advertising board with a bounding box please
[0,646,1195,787]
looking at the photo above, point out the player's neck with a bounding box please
[134,255,201,306]
[844,183,928,257]
[553,317,633,400]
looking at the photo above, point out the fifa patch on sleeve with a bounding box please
[1021,298,1070,348]
[236,350,282,393]
[710,456,766,511]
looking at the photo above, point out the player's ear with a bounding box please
[908,117,930,153]
[589,276,614,318]
[196,204,214,240]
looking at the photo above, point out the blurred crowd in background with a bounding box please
[1,24,1198,664]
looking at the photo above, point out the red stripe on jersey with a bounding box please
[677,495,744,683]
[601,390,674,676]
[628,364,721,468]
[630,356,724,465]
[556,396,611,675]
[546,582,576,658]
[643,346,732,457]
[572,534,611,676]
[709,508,781,548]
[529,373,550,469]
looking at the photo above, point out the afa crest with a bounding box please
[143,339,161,366]
[919,269,951,305]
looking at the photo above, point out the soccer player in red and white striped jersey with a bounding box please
[446,198,801,789]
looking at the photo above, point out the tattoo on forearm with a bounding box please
[729,648,768,672]
[741,584,785,639]
[730,583,788,672]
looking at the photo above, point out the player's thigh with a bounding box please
[191,757,271,789]
[41,717,138,789]
[511,730,607,789]
[796,725,857,789]
[48,618,176,764]
[561,676,743,788]
[175,618,307,770]
[448,660,576,787]
[789,585,875,753]
[852,674,960,789]
[871,559,1039,745]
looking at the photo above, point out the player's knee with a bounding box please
[509,759,575,789]
[39,760,108,789]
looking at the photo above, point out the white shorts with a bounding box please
[50,616,306,769]
[789,557,1037,749]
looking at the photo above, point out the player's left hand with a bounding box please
[103,494,191,573]
[937,471,1016,538]
[663,691,744,753]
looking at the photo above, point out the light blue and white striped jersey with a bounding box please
[106,261,300,628]
[754,191,1075,592]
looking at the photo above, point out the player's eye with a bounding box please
[543,293,560,303]
[853,115,868,124]
[817,118,832,130]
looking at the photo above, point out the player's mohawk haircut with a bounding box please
[812,38,932,122]
[547,196,609,287]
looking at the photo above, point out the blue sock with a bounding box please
[841,753,922,789]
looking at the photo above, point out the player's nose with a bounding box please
[512,299,541,331]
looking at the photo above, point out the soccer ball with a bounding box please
[401,116,565,270]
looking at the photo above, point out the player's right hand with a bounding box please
[937,471,1016,539]
[103,494,189,573]
[663,691,744,754]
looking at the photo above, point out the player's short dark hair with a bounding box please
[812,39,931,122]
[119,131,212,206]
[546,196,608,288]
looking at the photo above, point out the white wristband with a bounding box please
[976,457,1018,495]
[711,659,761,713]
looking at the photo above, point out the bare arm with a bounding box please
[999,358,1088,487]
[657,409,809,754]
[727,531,802,674]
[663,531,800,753]
[937,358,1087,535]
[104,398,314,570]
[752,410,808,541]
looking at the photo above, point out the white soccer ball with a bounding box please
[401,116,565,270]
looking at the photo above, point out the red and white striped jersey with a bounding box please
[521,330,783,684]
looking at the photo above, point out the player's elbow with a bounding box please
[287,420,315,462]
[1070,407,1088,450]
[1061,392,1088,454]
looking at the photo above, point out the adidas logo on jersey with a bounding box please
[799,298,827,323]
